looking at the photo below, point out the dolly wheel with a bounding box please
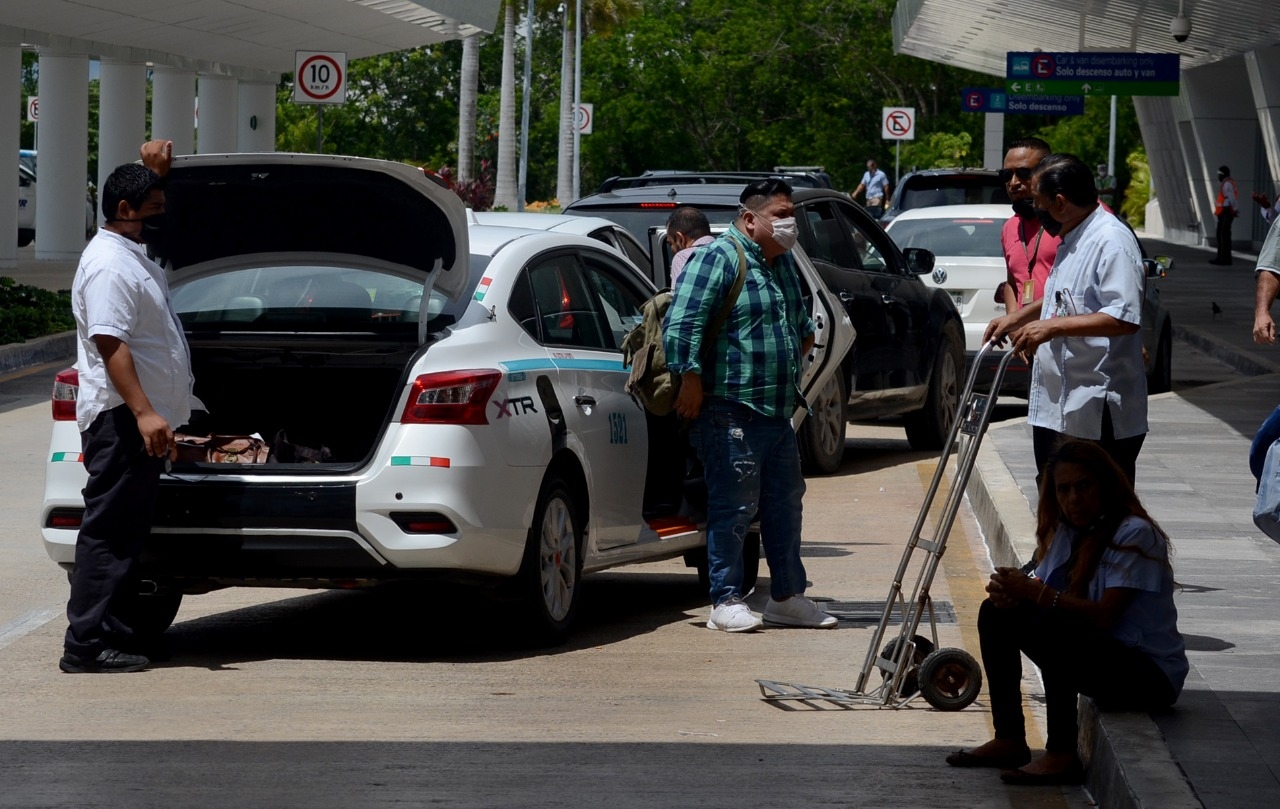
[880,634,935,698]
[918,648,983,711]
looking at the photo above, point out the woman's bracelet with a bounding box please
[1036,582,1048,606]
[1051,590,1062,609]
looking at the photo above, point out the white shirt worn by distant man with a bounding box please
[861,168,890,205]
[1027,206,1147,440]
[72,229,197,433]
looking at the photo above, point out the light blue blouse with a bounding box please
[1034,514,1189,694]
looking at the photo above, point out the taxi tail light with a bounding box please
[401,370,501,425]
[46,508,85,529]
[52,368,79,421]
[391,512,459,534]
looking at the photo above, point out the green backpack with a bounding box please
[620,240,747,416]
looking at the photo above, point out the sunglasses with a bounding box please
[997,167,1035,183]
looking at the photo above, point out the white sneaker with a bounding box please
[763,596,838,628]
[707,597,764,632]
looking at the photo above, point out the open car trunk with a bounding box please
[184,333,419,468]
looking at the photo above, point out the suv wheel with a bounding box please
[904,326,962,451]
[799,372,847,474]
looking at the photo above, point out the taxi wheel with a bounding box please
[131,591,184,637]
[518,475,583,645]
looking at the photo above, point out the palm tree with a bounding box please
[493,1,520,210]
[556,0,642,204]
[457,35,480,183]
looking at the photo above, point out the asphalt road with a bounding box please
[0,342,1239,808]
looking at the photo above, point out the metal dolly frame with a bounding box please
[757,342,1017,710]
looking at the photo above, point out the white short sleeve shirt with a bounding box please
[1028,206,1147,440]
[72,229,195,433]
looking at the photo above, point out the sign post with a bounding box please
[882,106,915,185]
[293,51,347,151]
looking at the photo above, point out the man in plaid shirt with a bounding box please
[664,179,837,633]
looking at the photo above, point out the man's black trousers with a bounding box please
[65,404,166,657]
[1216,211,1235,263]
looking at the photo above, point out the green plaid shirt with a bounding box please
[664,225,815,419]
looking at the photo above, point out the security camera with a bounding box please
[1170,14,1191,43]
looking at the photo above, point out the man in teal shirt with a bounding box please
[664,179,837,632]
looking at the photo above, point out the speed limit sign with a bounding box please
[293,51,347,105]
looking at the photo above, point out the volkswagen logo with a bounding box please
[932,268,948,285]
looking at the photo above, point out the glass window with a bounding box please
[834,204,889,272]
[581,254,648,351]
[170,261,487,335]
[887,218,1005,258]
[525,253,610,349]
[799,201,862,270]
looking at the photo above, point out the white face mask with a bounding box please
[768,216,799,251]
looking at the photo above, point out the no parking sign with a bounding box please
[881,107,915,141]
[293,51,347,105]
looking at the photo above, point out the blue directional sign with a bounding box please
[1006,52,1180,96]
[960,87,1083,116]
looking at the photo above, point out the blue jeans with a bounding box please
[689,398,808,605]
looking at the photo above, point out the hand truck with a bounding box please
[756,341,1017,710]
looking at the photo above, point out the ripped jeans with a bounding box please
[689,397,808,606]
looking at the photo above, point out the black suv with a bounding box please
[881,168,1008,226]
[564,182,966,458]
[596,169,832,194]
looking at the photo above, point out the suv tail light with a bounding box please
[52,368,79,421]
[401,370,501,425]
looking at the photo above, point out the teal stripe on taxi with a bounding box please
[500,358,625,373]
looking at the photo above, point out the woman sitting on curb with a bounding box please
[946,440,1188,785]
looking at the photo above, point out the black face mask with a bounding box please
[1034,206,1063,237]
[1011,198,1035,218]
[139,213,169,252]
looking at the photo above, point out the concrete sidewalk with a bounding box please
[969,232,1280,809]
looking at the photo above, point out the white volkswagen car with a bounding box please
[886,203,1173,394]
[41,154,852,643]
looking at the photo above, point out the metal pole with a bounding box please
[572,0,582,203]
[517,0,534,212]
[895,139,901,186]
[1107,94,1117,183]
[317,105,323,153]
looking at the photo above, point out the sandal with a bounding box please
[945,746,1032,769]
[1000,759,1086,786]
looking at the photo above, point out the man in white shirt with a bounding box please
[852,160,891,220]
[984,153,1147,483]
[1251,217,1280,344]
[61,140,198,674]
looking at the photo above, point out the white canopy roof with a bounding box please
[893,0,1280,76]
[1,0,500,81]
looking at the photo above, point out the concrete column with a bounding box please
[982,112,1004,170]
[97,60,148,217]
[35,51,89,260]
[237,80,277,152]
[1183,56,1260,250]
[196,73,238,154]
[151,66,195,155]
[0,43,21,268]
[1134,96,1198,244]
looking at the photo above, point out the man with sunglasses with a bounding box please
[664,179,836,633]
[995,138,1056,314]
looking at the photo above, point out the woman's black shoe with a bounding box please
[59,648,150,673]
[1000,760,1086,786]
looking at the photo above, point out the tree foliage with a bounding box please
[264,0,1141,204]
